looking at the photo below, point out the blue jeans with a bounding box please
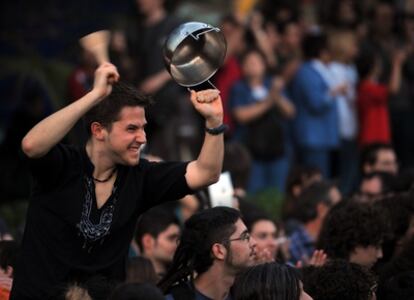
[247,155,290,194]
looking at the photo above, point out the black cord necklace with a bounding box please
[92,168,117,183]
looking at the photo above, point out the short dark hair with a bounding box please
[126,256,158,285]
[83,81,152,137]
[239,47,267,67]
[294,181,336,223]
[233,262,301,300]
[373,192,414,262]
[302,259,376,300]
[302,31,328,60]
[158,207,241,292]
[317,201,389,259]
[361,143,394,169]
[356,47,381,79]
[135,207,179,252]
[243,210,274,233]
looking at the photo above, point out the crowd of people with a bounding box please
[1,0,414,299]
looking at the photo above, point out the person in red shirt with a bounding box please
[213,15,244,136]
[356,48,405,146]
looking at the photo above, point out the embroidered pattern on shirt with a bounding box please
[77,176,118,251]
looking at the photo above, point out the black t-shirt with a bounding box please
[11,144,192,299]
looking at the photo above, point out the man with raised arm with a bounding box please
[11,62,225,299]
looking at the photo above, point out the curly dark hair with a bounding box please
[373,192,414,262]
[302,259,377,300]
[83,81,153,137]
[317,201,389,260]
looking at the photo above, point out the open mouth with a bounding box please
[129,145,141,153]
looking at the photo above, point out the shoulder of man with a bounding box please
[166,281,196,300]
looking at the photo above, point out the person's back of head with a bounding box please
[233,262,306,300]
[108,282,164,300]
[317,201,388,267]
[126,256,158,285]
[135,207,179,254]
[302,31,328,60]
[83,275,116,300]
[294,181,339,224]
[158,206,242,293]
[373,192,414,262]
[223,141,252,192]
[302,259,376,300]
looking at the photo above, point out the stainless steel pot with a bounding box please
[163,22,227,87]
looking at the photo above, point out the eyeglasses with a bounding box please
[224,231,251,243]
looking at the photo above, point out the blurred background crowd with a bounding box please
[1,0,414,299]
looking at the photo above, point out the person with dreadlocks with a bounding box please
[159,207,257,300]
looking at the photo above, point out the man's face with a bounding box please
[371,149,398,175]
[152,224,180,265]
[105,106,147,166]
[349,245,383,268]
[250,220,278,260]
[225,219,257,273]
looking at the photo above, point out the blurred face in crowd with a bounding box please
[337,0,357,26]
[221,21,245,56]
[265,22,281,50]
[149,223,180,266]
[365,149,398,175]
[179,195,199,222]
[349,245,383,268]
[373,3,394,36]
[241,51,266,80]
[250,220,278,261]
[224,219,257,273]
[282,23,302,52]
[329,186,342,206]
[360,175,383,199]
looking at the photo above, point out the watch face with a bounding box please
[208,172,234,208]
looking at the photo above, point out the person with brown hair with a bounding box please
[11,62,226,299]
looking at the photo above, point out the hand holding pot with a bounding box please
[190,89,223,127]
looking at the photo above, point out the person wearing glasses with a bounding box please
[160,207,257,300]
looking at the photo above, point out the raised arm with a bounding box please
[21,63,120,158]
[185,89,225,190]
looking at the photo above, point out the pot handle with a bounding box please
[189,27,220,41]
[187,80,218,92]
